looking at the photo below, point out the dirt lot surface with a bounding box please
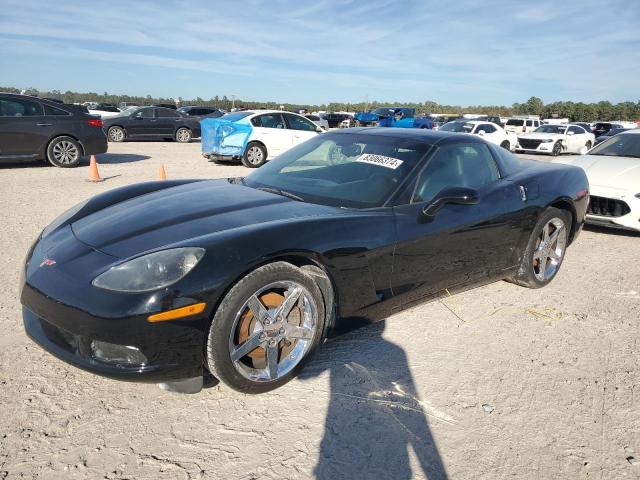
[1,141,639,480]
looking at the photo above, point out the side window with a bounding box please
[412,143,500,203]
[252,113,286,129]
[480,123,496,133]
[134,108,155,119]
[0,98,44,117]
[568,126,583,134]
[156,108,180,118]
[525,120,533,127]
[44,104,70,116]
[284,113,316,131]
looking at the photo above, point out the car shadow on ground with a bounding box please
[298,319,449,480]
[97,153,151,164]
[583,224,640,237]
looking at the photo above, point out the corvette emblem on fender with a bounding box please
[39,258,56,267]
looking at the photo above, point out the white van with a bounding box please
[505,116,541,134]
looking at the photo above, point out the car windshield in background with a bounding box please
[588,133,640,158]
[439,122,474,133]
[243,132,430,208]
[222,111,253,122]
[506,119,525,126]
[535,125,566,134]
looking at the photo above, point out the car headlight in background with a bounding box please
[92,247,205,292]
[41,199,89,238]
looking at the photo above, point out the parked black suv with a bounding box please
[103,106,202,143]
[177,106,224,118]
[0,93,108,167]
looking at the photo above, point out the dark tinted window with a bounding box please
[413,143,499,203]
[0,98,44,117]
[479,123,496,133]
[156,108,180,118]
[305,115,320,121]
[284,113,317,131]
[525,120,533,127]
[588,133,640,157]
[133,108,155,119]
[252,113,286,129]
[506,119,524,126]
[568,126,584,135]
[44,104,70,116]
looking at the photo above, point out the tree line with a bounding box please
[3,87,639,122]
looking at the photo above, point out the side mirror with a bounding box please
[316,126,323,133]
[421,187,480,221]
[566,130,575,136]
[477,130,485,135]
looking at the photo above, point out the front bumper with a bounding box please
[515,142,555,154]
[585,187,640,232]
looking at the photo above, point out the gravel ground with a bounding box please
[0,141,639,480]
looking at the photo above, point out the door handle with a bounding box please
[36,123,53,127]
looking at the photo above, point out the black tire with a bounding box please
[107,126,125,142]
[46,136,83,168]
[241,142,267,168]
[206,262,325,393]
[175,127,192,143]
[500,140,511,150]
[585,141,592,151]
[508,207,571,289]
[552,141,563,156]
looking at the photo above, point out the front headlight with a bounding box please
[41,200,89,238]
[92,247,205,292]
[541,139,554,143]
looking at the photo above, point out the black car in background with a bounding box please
[593,122,624,137]
[92,103,120,113]
[594,127,629,145]
[324,112,352,128]
[151,103,177,110]
[102,106,202,143]
[177,106,224,119]
[0,93,107,167]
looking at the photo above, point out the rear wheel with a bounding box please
[46,136,82,168]
[241,142,267,168]
[175,127,192,143]
[107,126,125,142]
[509,207,571,288]
[206,262,325,393]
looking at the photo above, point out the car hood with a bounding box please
[519,133,562,140]
[552,154,640,191]
[71,179,341,258]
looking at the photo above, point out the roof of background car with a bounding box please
[329,126,473,144]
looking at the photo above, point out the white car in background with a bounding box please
[516,124,595,156]
[304,114,329,131]
[438,120,518,150]
[552,130,640,232]
[505,117,541,134]
[203,110,322,168]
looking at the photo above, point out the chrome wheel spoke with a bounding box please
[265,342,279,380]
[247,295,268,323]
[549,250,561,261]
[541,223,550,242]
[548,226,562,246]
[284,323,313,340]
[276,287,302,319]
[231,332,263,362]
[538,256,548,277]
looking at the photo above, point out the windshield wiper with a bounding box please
[256,187,305,202]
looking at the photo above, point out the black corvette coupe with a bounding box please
[20,129,588,394]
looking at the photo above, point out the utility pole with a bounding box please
[231,94,236,110]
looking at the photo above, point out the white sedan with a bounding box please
[438,120,517,150]
[201,110,322,168]
[552,130,640,232]
[516,124,595,156]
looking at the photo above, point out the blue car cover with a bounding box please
[201,118,253,157]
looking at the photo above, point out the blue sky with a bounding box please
[1,0,639,106]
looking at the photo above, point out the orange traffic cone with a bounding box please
[157,164,167,181]
[87,155,104,182]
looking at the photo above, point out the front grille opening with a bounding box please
[518,139,543,149]
[587,196,631,217]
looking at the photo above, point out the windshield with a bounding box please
[534,125,566,134]
[439,122,474,133]
[588,133,640,158]
[222,111,253,122]
[243,132,431,208]
[506,119,525,126]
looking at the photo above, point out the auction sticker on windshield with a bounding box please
[355,153,404,169]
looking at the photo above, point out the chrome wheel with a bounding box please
[246,145,264,165]
[229,281,319,382]
[176,128,191,142]
[533,217,567,281]
[52,140,79,165]
[108,127,124,142]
